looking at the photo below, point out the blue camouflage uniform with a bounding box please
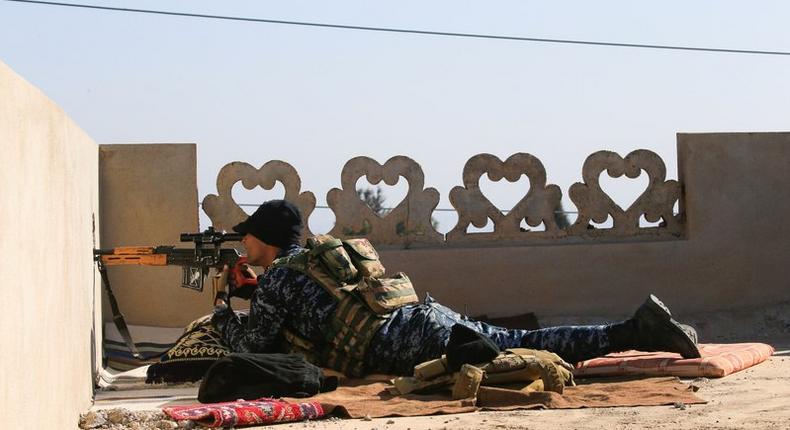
[213,244,615,375]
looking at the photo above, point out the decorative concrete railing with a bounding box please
[202,150,683,247]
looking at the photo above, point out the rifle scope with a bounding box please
[180,226,243,245]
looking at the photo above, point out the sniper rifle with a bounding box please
[94,227,245,359]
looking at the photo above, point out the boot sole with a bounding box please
[638,295,701,359]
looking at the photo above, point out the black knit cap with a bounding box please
[232,200,303,248]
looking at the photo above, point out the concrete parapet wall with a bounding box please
[99,144,200,327]
[677,133,790,309]
[0,61,99,429]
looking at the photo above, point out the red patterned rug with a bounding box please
[163,398,325,428]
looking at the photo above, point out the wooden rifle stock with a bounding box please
[95,247,168,266]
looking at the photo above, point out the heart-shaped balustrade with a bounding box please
[202,161,316,238]
[599,169,649,217]
[446,153,563,242]
[568,149,681,236]
[326,155,442,245]
[479,173,532,215]
[355,178,409,218]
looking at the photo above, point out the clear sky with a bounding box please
[2,1,789,233]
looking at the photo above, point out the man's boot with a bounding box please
[609,294,701,359]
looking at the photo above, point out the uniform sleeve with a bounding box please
[211,268,290,353]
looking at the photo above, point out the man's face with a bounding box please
[241,233,279,267]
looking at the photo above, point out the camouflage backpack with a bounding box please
[271,234,419,376]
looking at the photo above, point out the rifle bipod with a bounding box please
[97,260,142,360]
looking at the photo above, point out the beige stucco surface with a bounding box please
[377,133,790,341]
[0,61,99,429]
[99,144,202,327]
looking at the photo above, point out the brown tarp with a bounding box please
[290,376,705,418]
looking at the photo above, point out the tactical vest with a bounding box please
[271,235,419,377]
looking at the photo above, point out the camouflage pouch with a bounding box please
[413,357,449,380]
[356,272,419,315]
[452,364,484,400]
[504,348,575,387]
[342,238,385,278]
[307,235,358,284]
[480,351,570,394]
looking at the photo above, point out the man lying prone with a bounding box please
[212,200,700,376]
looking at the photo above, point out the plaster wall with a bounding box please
[99,144,201,327]
[377,133,790,332]
[0,62,99,429]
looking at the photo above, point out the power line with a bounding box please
[233,204,681,216]
[234,203,580,214]
[5,0,790,57]
[232,203,683,217]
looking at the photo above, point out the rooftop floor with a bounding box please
[92,347,789,430]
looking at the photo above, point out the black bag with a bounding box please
[198,353,338,403]
[445,324,500,372]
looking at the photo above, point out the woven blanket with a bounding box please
[284,376,704,418]
[163,398,325,427]
[104,323,181,370]
[574,343,774,378]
